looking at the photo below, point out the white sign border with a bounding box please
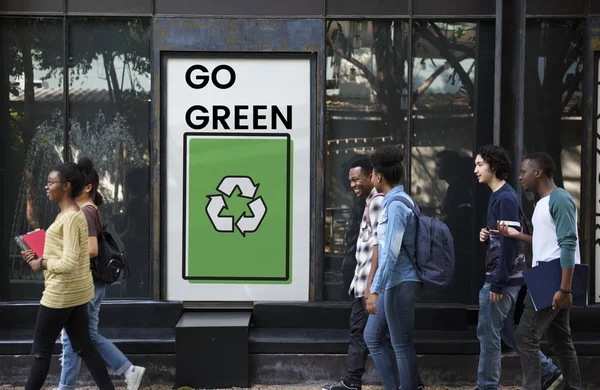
[161,52,314,302]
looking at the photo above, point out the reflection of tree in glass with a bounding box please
[68,18,151,109]
[327,20,409,141]
[525,20,584,190]
[8,18,150,139]
[9,112,63,259]
[412,22,475,106]
[6,18,150,216]
[5,19,63,269]
[6,19,63,148]
[69,111,145,213]
[9,111,144,249]
[326,21,476,138]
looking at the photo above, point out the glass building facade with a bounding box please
[0,0,597,306]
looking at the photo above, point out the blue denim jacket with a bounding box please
[370,185,420,294]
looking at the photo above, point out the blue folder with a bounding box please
[522,258,588,311]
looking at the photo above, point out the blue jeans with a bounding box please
[59,282,132,390]
[477,283,559,390]
[365,282,422,390]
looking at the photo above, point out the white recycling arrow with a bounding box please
[205,195,234,232]
[217,176,259,198]
[235,196,267,237]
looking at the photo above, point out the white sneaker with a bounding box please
[124,365,146,390]
[545,374,564,390]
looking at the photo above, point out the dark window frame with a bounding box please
[154,0,323,17]
[2,0,590,18]
[326,0,409,18]
[0,0,64,14]
[411,0,495,18]
[0,0,154,15]
[526,0,587,17]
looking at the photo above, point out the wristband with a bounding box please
[559,288,572,294]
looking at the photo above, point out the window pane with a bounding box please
[325,20,410,300]
[411,21,478,303]
[524,20,584,213]
[68,18,151,298]
[1,18,64,300]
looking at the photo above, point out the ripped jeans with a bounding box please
[25,303,114,390]
[59,282,132,390]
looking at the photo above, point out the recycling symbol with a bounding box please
[206,176,267,237]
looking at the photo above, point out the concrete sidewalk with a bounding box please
[0,386,522,390]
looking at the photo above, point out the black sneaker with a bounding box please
[542,370,564,390]
[322,380,361,390]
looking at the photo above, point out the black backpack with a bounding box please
[92,220,129,285]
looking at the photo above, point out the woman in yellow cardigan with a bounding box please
[22,162,114,390]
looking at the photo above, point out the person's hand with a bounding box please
[489,291,503,303]
[491,222,520,238]
[30,258,42,272]
[552,290,572,310]
[21,250,37,264]
[363,289,371,301]
[366,293,379,315]
[479,228,490,242]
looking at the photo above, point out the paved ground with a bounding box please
[0,386,521,390]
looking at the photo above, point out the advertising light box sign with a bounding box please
[165,55,311,301]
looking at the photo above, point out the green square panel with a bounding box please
[183,133,291,282]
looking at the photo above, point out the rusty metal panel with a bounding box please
[153,18,324,52]
[526,0,586,16]
[326,0,408,16]
[413,0,494,16]
[155,0,323,17]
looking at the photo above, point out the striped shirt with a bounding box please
[40,211,94,309]
[349,188,383,298]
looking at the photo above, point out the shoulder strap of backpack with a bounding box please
[95,206,103,234]
[396,196,420,217]
[393,197,420,270]
[81,204,102,236]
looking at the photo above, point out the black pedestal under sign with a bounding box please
[175,311,252,388]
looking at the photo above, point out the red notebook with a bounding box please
[22,229,46,258]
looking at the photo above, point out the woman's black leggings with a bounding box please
[25,303,114,390]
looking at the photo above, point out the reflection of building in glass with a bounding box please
[2,17,151,299]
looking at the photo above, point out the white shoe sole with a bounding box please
[128,366,146,390]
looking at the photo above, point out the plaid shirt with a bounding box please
[349,188,383,298]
